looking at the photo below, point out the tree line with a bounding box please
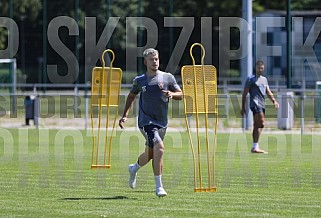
[0,0,320,84]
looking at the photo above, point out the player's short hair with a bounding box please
[256,60,264,66]
[143,48,159,58]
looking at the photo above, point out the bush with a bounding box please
[0,67,23,83]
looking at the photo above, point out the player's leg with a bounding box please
[251,108,267,153]
[128,128,153,189]
[153,141,164,176]
[253,112,265,143]
[137,146,153,166]
[152,127,167,196]
[128,147,153,189]
[153,141,167,196]
[138,125,167,196]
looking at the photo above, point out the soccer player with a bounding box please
[241,60,279,154]
[119,48,183,196]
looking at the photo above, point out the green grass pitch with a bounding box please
[0,128,321,217]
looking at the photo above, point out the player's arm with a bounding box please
[266,86,279,109]
[241,87,250,116]
[163,74,183,100]
[162,88,183,100]
[119,92,137,129]
[171,89,183,100]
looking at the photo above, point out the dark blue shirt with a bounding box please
[130,70,181,128]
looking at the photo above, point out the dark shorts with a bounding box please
[250,105,265,115]
[139,125,167,148]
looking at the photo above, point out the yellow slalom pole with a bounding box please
[90,84,96,168]
[190,43,203,191]
[182,43,218,192]
[194,44,212,191]
[184,114,197,190]
[95,53,105,166]
[101,49,115,167]
[213,102,218,189]
[90,49,122,169]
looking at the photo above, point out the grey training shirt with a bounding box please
[245,75,269,109]
[130,70,181,128]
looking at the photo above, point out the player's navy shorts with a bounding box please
[140,125,167,148]
[250,105,265,115]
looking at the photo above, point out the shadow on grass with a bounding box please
[61,196,135,201]
[133,190,154,194]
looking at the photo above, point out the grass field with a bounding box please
[1,128,321,217]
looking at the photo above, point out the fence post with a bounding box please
[277,92,294,130]
[74,84,78,118]
[34,95,40,128]
[224,84,229,124]
[300,91,305,135]
[84,85,89,130]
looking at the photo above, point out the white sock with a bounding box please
[133,162,141,172]
[154,175,163,188]
[252,143,259,149]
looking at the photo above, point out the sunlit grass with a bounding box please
[0,128,320,217]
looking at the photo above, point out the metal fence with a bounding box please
[0,82,320,132]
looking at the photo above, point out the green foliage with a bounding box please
[253,2,265,13]
[14,0,42,20]
[292,0,321,10]
[253,0,321,11]
[0,68,10,83]
[0,0,42,51]
[0,31,8,50]
[1,0,320,82]
[0,66,23,83]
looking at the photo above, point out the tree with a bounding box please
[1,0,320,83]
[0,0,42,50]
